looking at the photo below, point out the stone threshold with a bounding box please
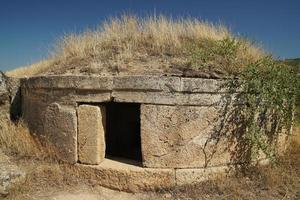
[75,158,229,192]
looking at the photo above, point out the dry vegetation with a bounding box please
[0,119,57,161]
[2,14,298,200]
[1,118,299,199]
[6,15,264,78]
[0,119,42,158]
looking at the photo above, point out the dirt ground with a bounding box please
[22,186,170,200]
[1,126,299,200]
[2,143,299,200]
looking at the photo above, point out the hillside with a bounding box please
[6,15,264,78]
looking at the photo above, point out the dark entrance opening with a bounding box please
[105,102,142,162]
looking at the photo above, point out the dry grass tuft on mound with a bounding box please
[6,15,264,78]
[0,119,42,158]
[0,119,58,160]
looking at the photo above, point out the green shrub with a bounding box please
[188,37,246,74]
[228,57,299,164]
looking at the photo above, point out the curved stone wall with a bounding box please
[21,75,239,190]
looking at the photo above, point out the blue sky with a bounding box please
[0,0,299,71]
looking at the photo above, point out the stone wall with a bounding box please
[141,105,231,168]
[2,74,287,191]
[21,75,236,167]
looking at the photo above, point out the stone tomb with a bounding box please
[21,75,237,191]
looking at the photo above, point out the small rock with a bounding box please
[0,151,25,197]
[0,71,8,105]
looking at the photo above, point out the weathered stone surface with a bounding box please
[78,105,106,165]
[6,77,21,120]
[113,76,181,92]
[21,75,228,106]
[44,103,77,163]
[113,91,222,106]
[0,150,25,197]
[180,78,225,93]
[112,91,178,105]
[175,166,228,186]
[22,88,111,106]
[22,97,48,134]
[76,159,175,192]
[176,93,222,105]
[141,105,232,168]
[21,75,113,90]
[0,72,8,102]
[74,91,111,103]
[0,72,9,119]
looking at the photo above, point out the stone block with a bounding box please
[0,152,25,197]
[21,75,113,90]
[78,105,106,165]
[76,159,175,192]
[112,91,178,105]
[175,166,228,186]
[113,91,223,106]
[180,78,225,93]
[0,72,9,118]
[44,103,77,163]
[176,93,222,105]
[113,76,181,92]
[0,72,7,99]
[141,104,232,168]
[74,91,111,103]
[22,97,48,134]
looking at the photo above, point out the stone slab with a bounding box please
[0,72,9,119]
[74,91,111,103]
[76,159,175,192]
[21,75,230,106]
[21,75,113,90]
[0,152,25,197]
[22,97,48,134]
[21,75,229,94]
[112,91,178,105]
[113,91,223,106]
[180,78,225,93]
[0,72,7,98]
[113,76,181,92]
[141,104,232,168]
[78,105,106,165]
[43,103,78,163]
[175,166,229,186]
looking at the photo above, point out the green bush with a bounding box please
[229,57,299,163]
[188,37,242,73]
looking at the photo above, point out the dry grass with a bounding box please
[0,119,41,158]
[5,140,300,200]
[6,15,264,78]
[0,119,56,160]
[6,59,56,78]
[167,141,300,200]
[2,121,299,199]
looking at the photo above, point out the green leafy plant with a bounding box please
[188,37,242,73]
[228,57,299,164]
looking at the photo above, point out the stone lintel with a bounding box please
[21,75,230,94]
[180,78,226,93]
[21,75,113,90]
[113,76,181,92]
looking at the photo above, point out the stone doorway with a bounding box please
[105,102,142,162]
